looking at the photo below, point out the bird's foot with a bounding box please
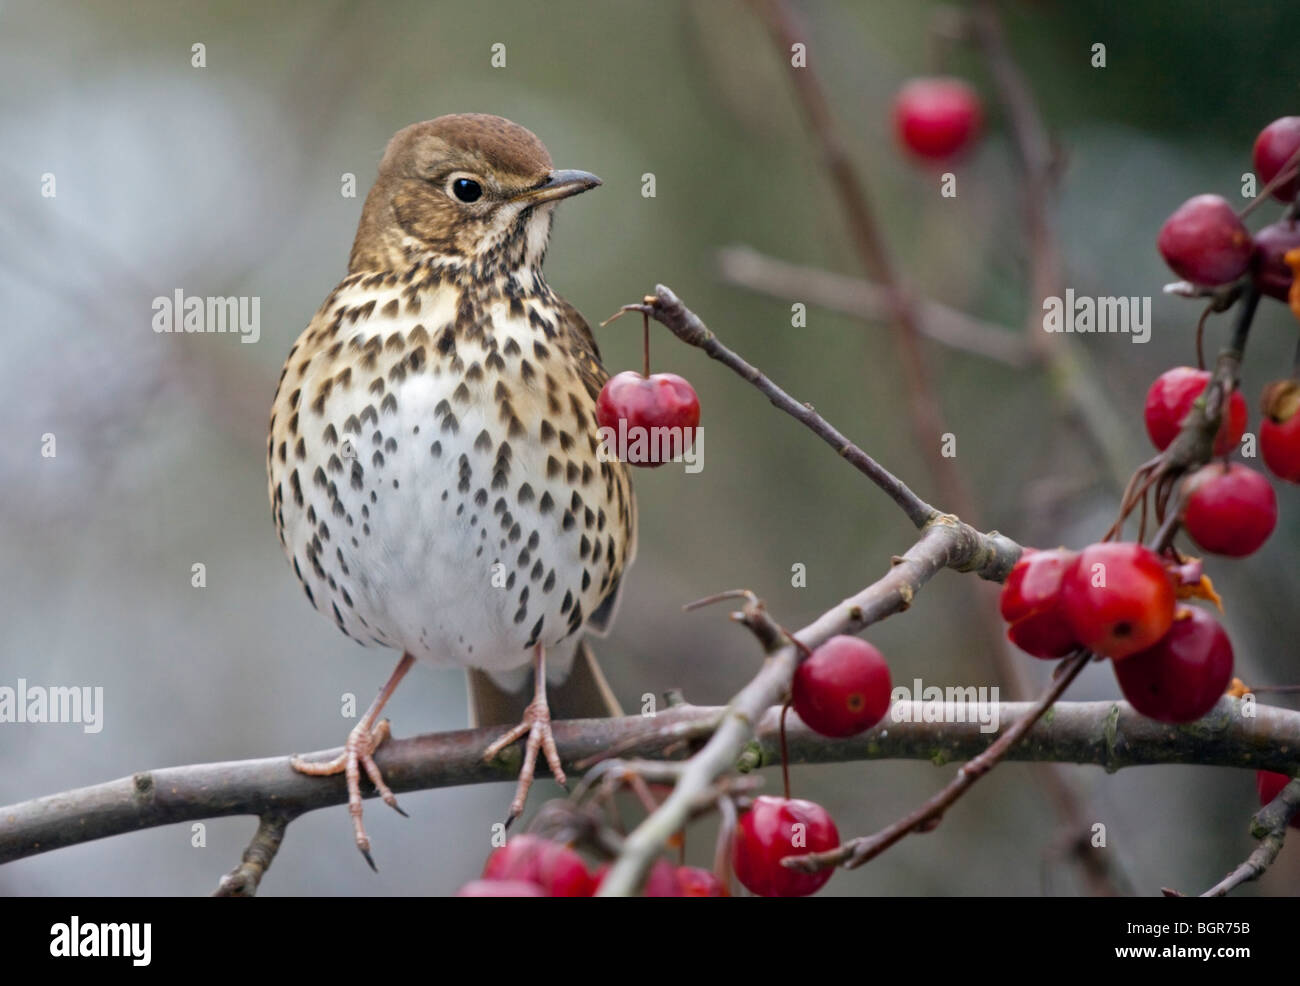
[291,717,407,870]
[483,696,567,825]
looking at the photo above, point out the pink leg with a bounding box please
[482,644,566,823]
[291,652,415,869]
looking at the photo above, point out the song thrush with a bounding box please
[267,114,636,866]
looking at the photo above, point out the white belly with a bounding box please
[269,279,629,680]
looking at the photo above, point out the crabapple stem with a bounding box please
[1227,285,1260,355]
[779,701,792,801]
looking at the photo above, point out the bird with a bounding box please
[266,113,636,866]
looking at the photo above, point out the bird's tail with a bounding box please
[467,639,624,727]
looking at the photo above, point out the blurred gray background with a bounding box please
[2,0,1298,896]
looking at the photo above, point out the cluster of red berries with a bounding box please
[1154,118,1300,485]
[459,834,728,897]
[463,635,894,898]
[1157,117,1300,295]
[1129,117,1300,822]
[1000,543,1233,723]
[586,95,1299,896]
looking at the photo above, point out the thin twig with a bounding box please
[1200,777,1300,897]
[716,246,1030,367]
[214,813,294,897]
[790,648,1092,872]
[616,285,938,527]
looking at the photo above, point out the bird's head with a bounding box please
[348,113,600,276]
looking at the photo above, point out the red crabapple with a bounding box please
[999,548,1082,659]
[1157,195,1253,286]
[596,371,701,468]
[732,796,839,898]
[1261,380,1300,483]
[1253,117,1300,202]
[1113,607,1233,723]
[1143,366,1247,457]
[1181,463,1277,557]
[893,77,983,160]
[1060,543,1176,660]
[792,635,892,737]
[481,835,594,896]
[1252,220,1300,300]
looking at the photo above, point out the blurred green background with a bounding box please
[2,0,1298,896]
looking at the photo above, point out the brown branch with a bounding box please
[1199,777,1300,897]
[214,812,294,897]
[716,246,1031,367]
[4,692,1297,877]
[0,707,719,867]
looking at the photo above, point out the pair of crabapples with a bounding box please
[1000,544,1233,724]
[1143,363,1300,491]
[733,634,894,898]
[1143,367,1279,557]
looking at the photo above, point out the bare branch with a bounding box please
[3,690,1296,874]
[716,246,1031,367]
[0,707,717,866]
[214,813,294,897]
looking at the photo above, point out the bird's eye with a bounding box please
[451,177,482,203]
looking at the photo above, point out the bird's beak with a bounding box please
[513,169,602,205]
